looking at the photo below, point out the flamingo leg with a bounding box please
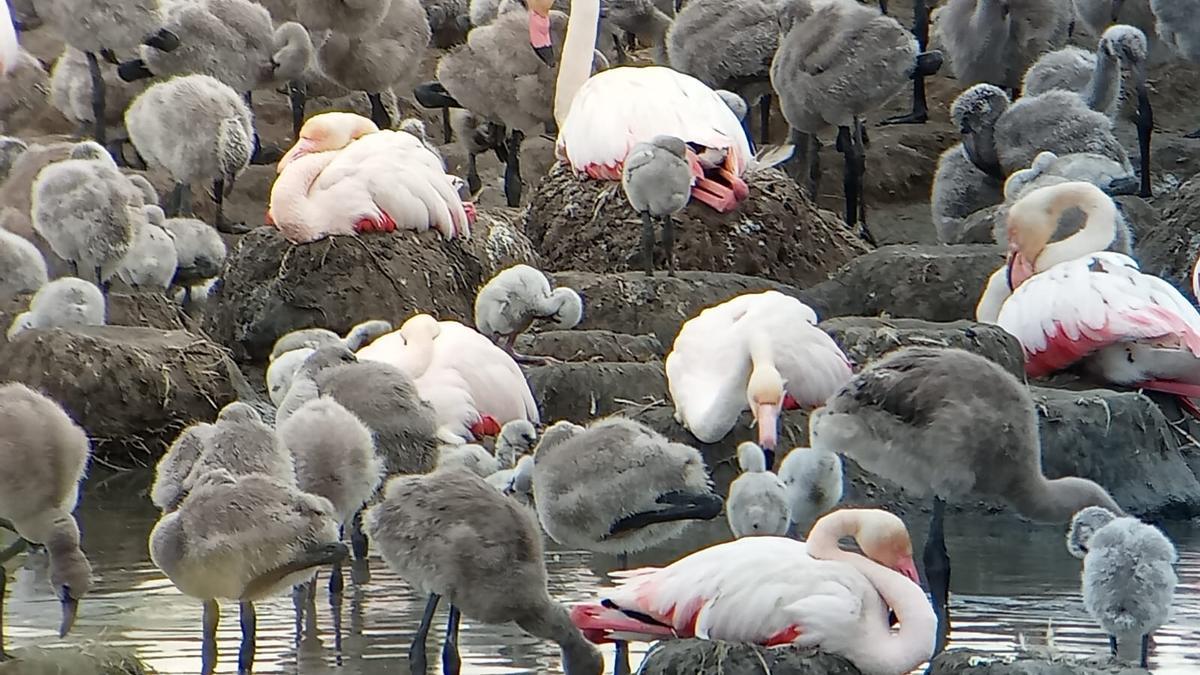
[880,0,933,125]
[329,525,345,596]
[1109,635,1118,656]
[1141,633,1150,668]
[368,92,391,130]
[350,511,369,562]
[442,107,452,144]
[442,605,462,675]
[466,153,481,195]
[759,93,772,145]
[0,571,7,660]
[924,496,951,657]
[501,332,555,366]
[288,81,307,140]
[1134,78,1154,198]
[86,51,107,147]
[640,211,656,276]
[238,601,256,675]
[410,593,439,675]
[614,640,631,675]
[504,129,525,207]
[1137,380,1200,419]
[202,599,219,675]
[662,215,675,276]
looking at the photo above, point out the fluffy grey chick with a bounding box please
[1068,507,1178,666]
[486,452,535,506]
[449,109,506,195]
[49,47,146,139]
[115,205,179,292]
[180,401,297,497]
[533,417,723,557]
[30,142,145,288]
[993,87,1132,177]
[295,344,440,476]
[439,419,535,477]
[1150,0,1200,136]
[125,74,255,234]
[7,277,106,340]
[474,263,583,364]
[715,90,748,123]
[1066,505,1118,560]
[0,136,28,183]
[365,470,604,675]
[932,0,1071,93]
[161,216,227,306]
[422,0,471,47]
[777,445,844,537]
[151,420,217,512]
[148,469,345,675]
[278,395,384,581]
[0,383,94,644]
[605,0,672,63]
[930,84,1012,243]
[667,0,778,143]
[621,135,691,277]
[725,441,790,538]
[270,320,395,361]
[0,226,48,300]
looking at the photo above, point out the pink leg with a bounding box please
[720,167,750,201]
[463,201,477,225]
[1138,380,1200,419]
[469,414,501,439]
[691,178,739,212]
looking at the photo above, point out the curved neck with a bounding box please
[1036,187,1118,271]
[746,335,782,401]
[1007,474,1121,522]
[270,152,330,230]
[1084,47,1120,112]
[553,0,601,127]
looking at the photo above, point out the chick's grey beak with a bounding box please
[59,591,79,637]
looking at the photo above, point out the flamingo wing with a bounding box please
[996,252,1200,378]
[556,66,751,179]
[0,1,17,76]
[428,321,540,426]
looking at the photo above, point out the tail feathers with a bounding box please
[570,603,677,645]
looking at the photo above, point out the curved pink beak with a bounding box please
[755,402,779,452]
[278,138,317,173]
[894,555,921,586]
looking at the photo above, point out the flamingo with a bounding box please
[267,112,474,244]
[665,290,853,469]
[529,0,752,213]
[356,313,540,443]
[1,0,17,76]
[975,181,1200,412]
[569,509,934,675]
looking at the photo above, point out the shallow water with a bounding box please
[5,477,1200,674]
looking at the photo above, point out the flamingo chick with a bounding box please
[474,264,583,364]
[570,509,934,675]
[725,441,791,538]
[778,445,844,536]
[665,290,852,469]
[621,135,692,276]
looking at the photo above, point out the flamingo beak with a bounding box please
[278,138,317,173]
[528,1,555,67]
[59,590,79,637]
[894,556,921,586]
[755,403,780,469]
[1005,243,1035,290]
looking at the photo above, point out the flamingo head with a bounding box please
[399,313,441,344]
[746,362,785,465]
[1005,181,1111,289]
[851,510,920,585]
[528,0,555,67]
[278,112,379,173]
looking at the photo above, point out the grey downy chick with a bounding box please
[621,134,692,276]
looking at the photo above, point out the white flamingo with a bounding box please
[665,290,852,468]
[975,181,1200,412]
[267,112,474,243]
[356,313,540,442]
[531,0,752,212]
[569,509,933,675]
[1,1,17,75]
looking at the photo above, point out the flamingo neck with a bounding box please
[1035,187,1118,271]
[806,512,936,673]
[269,152,332,231]
[746,335,782,402]
[554,0,601,128]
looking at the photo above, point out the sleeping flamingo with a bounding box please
[569,508,934,675]
[267,112,474,244]
[665,290,853,469]
[530,0,752,212]
[356,313,540,443]
[976,181,1200,413]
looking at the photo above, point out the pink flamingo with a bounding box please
[267,112,474,244]
[526,0,752,212]
[976,181,1200,412]
[570,508,935,675]
[665,290,853,468]
[356,313,540,443]
[0,0,16,75]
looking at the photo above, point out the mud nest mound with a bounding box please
[0,644,156,675]
[637,639,861,675]
[205,219,537,362]
[1,291,184,332]
[1135,173,1200,303]
[0,327,237,463]
[525,164,870,286]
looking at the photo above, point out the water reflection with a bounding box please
[4,477,1199,673]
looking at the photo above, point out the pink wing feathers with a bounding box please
[996,252,1200,378]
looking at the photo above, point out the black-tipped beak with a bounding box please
[414,81,462,109]
[533,45,556,68]
[117,58,154,82]
[59,591,79,637]
[1103,175,1140,197]
[144,28,180,52]
[914,50,943,79]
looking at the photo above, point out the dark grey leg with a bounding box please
[880,0,931,125]
[503,129,524,207]
[213,178,251,235]
[442,107,452,143]
[167,182,191,218]
[410,593,440,675]
[329,559,344,596]
[1109,635,1118,655]
[1186,127,1200,140]
[85,52,107,146]
[291,582,307,645]
[202,599,219,675]
[442,605,462,675]
[288,81,307,139]
[614,641,631,675]
[1134,78,1154,198]
[0,570,8,660]
[854,118,874,244]
[466,154,481,195]
[878,0,887,13]
[350,511,368,562]
[924,497,951,656]
[836,125,857,227]
[1140,633,1149,668]
[368,92,391,129]
[758,93,771,146]
[94,266,107,294]
[640,211,656,276]
[238,601,256,675]
[662,216,675,276]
